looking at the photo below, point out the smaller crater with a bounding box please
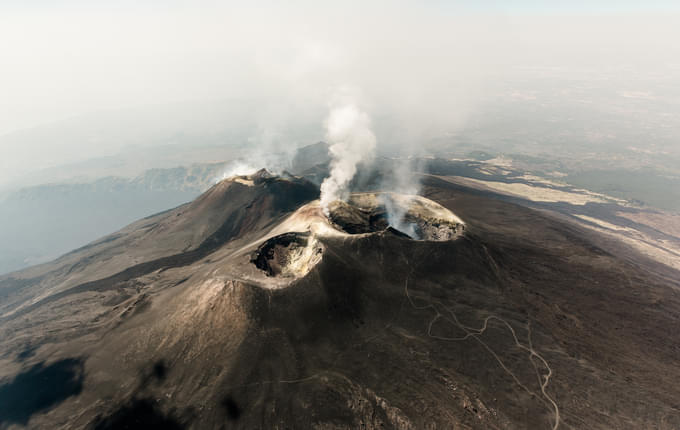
[251,232,324,278]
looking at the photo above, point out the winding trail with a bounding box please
[404,275,560,430]
[225,238,560,429]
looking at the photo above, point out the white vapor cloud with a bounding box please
[320,89,377,214]
[378,158,425,238]
[0,1,679,188]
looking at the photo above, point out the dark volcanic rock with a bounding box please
[0,173,679,429]
[327,200,388,234]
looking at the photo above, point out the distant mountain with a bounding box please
[0,163,229,275]
[291,141,330,173]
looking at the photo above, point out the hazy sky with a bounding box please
[1,1,679,183]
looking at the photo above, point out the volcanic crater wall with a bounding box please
[327,193,464,241]
[251,232,324,278]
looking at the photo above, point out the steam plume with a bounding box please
[216,160,258,182]
[379,158,424,238]
[319,95,376,215]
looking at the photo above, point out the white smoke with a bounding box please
[215,160,259,183]
[379,158,423,238]
[319,93,377,215]
[215,144,294,184]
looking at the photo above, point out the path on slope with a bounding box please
[402,258,560,430]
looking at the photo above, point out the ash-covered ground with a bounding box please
[1,169,679,429]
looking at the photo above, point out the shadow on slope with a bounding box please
[0,358,84,426]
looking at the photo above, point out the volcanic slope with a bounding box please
[1,172,680,429]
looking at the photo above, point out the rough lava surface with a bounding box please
[0,171,679,429]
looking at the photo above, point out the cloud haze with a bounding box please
[1,1,679,185]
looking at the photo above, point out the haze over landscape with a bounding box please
[1,1,680,273]
[1,1,680,429]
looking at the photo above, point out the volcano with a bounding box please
[1,170,679,429]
